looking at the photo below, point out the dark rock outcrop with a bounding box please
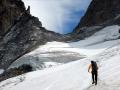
[79,0,120,28]
[0,0,26,37]
[0,0,62,69]
[0,64,33,82]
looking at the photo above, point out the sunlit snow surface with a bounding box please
[1,25,120,90]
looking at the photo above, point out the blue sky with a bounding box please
[63,10,85,34]
[23,0,91,34]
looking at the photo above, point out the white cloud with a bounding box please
[23,0,91,34]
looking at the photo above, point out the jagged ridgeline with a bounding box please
[0,0,62,69]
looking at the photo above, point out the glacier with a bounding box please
[0,25,120,90]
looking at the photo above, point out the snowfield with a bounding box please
[9,25,120,70]
[0,25,120,90]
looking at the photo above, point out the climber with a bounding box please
[88,61,98,85]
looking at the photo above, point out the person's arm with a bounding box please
[88,64,92,72]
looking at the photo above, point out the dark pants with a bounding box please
[92,71,98,84]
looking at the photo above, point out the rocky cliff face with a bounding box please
[0,0,62,69]
[0,0,26,37]
[78,0,120,28]
[70,0,120,41]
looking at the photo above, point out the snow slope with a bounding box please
[0,25,120,90]
[9,25,120,70]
